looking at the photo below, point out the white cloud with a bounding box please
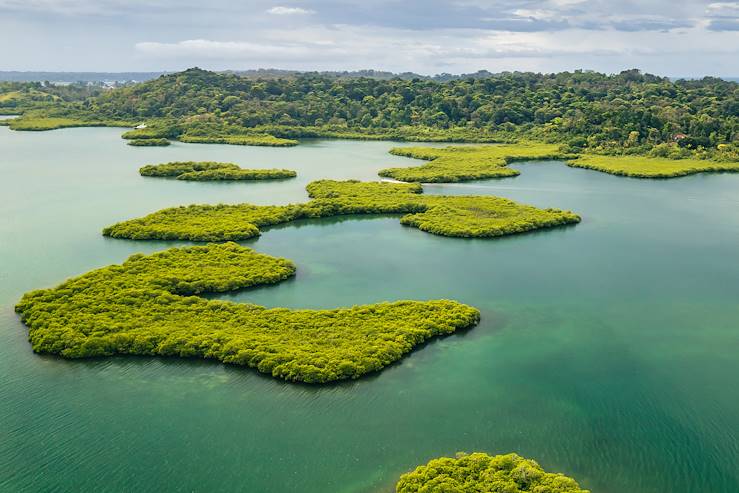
[132,22,739,75]
[266,6,314,15]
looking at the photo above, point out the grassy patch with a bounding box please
[103,180,580,241]
[396,452,588,493]
[127,138,170,146]
[380,143,571,182]
[16,243,479,383]
[139,161,297,181]
[568,154,739,178]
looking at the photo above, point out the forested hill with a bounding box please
[9,67,738,158]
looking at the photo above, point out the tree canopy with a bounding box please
[396,452,588,493]
[102,180,580,241]
[6,68,737,160]
[16,243,480,383]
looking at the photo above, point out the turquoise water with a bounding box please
[1,127,738,492]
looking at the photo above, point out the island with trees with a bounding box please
[127,138,170,147]
[381,143,572,182]
[15,243,479,383]
[2,68,736,168]
[102,179,580,241]
[139,161,297,181]
[383,143,739,181]
[396,452,588,493]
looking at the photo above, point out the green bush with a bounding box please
[396,452,589,493]
[15,243,480,383]
[139,161,296,181]
[103,180,580,241]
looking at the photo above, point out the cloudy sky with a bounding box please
[1,0,738,76]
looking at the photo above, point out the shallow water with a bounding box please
[1,127,738,493]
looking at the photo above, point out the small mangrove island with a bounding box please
[382,144,739,182]
[139,161,297,181]
[396,452,588,493]
[381,143,571,182]
[127,138,170,147]
[15,243,479,383]
[102,180,581,241]
[568,154,739,178]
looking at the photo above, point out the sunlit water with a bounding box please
[1,127,738,493]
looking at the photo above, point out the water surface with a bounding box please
[1,127,738,492]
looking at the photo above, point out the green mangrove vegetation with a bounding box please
[103,179,580,241]
[121,120,299,147]
[15,243,480,383]
[127,138,170,146]
[381,143,571,182]
[396,452,588,493]
[7,116,135,131]
[567,154,739,178]
[139,161,297,181]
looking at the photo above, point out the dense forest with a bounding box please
[59,67,739,158]
[4,67,737,160]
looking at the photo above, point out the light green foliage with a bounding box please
[568,154,739,178]
[103,180,580,241]
[381,144,571,182]
[396,452,589,493]
[178,133,298,147]
[139,161,296,181]
[127,138,170,146]
[9,116,135,131]
[15,243,480,383]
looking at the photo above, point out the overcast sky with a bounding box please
[1,0,738,76]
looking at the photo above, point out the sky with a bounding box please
[1,0,738,77]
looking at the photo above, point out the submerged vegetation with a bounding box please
[127,138,170,146]
[15,243,479,383]
[568,154,739,178]
[103,179,580,241]
[382,143,571,182]
[139,161,297,181]
[396,452,588,493]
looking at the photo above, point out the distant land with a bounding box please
[1,70,737,84]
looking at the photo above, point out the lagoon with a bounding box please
[1,127,738,492]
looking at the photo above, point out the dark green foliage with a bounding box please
[15,243,480,383]
[28,67,736,159]
[139,161,297,181]
[396,452,589,493]
[127,138,170,146]
[103,180,580,241]
[381,144,572,182]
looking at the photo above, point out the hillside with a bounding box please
[8,67,739,159]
